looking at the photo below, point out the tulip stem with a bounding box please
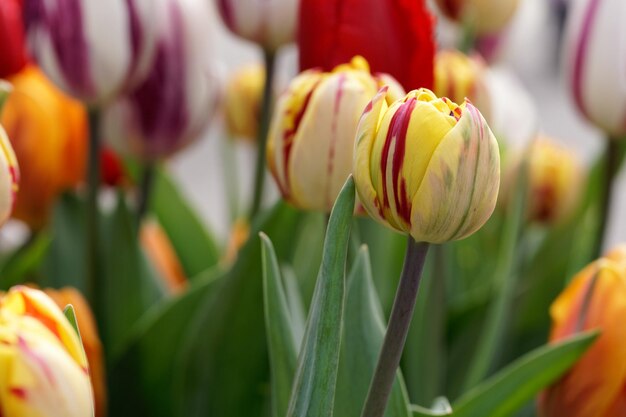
[360,238,430,417]
[249,50,276,220]
[86,108,102,316]
[137,160,156,225]
[594,139,623,258]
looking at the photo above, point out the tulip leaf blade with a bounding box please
[334,244,411,417]
[452,331,599,417]
[63,304,81,337]
[287,176,355,417]
[261,233,302,417]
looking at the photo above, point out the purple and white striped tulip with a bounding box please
[216,0,298,52]
[104,0,220,160]
[562,0,626,137]
[23,0,158,105]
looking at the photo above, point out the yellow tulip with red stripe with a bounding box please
[267,56,405,211]
[0,286,93,417]
[0,81,19,226]
[354,88,500,243]
[539,246,626,417]
[434,49,491,122]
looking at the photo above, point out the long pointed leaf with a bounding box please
[287,177,355,417]
[453,331,598,417]
[335,245,411,417]
[261,233,302,417]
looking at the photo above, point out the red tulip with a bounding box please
[0,0,28,78]
[298,0,436,91]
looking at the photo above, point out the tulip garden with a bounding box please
[0,0,624,416]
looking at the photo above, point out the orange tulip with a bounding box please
[140,220,188,295]
[44,288,106,417]
[539,246,626,417]
[1,65,87,229]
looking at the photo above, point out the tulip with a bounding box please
[0,83,19,227]
[298,0,435,91]
[434,49,491,122]
[562,0,626,137]
[503,136,584,224]
[267,56,405,211]
[104,0,219,160]
[140,220,188,295]
[224,64,265,141]
[1,66,87,229]
[354,87,500,243]
[23,0,158,105]
[0,0,28,78]
[539,246,626,417]
[100,147,128,188]
[216,0,298,52]
[44,287,106,417]
[434,0,521,35]
[0,286,93,417]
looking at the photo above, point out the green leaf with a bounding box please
[335,245,411,417]
[291,212,326,308]
[63,304,81,338]
[287,176,355,417]
[261,233,302,417]
[0,232,51,290]
[151,166,220,278]
[453,332,598,417]
[40,193,88,292]
[108,267,222,417]
[175,201,302,417]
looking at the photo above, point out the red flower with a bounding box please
[298,0,436,91]
[100,147,127,187]
[0,0,28,78]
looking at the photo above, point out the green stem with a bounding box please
[222,135,240,223]
[361,238,430,417]
[249,50,276,220]
[462,164,527,391]
[87,109,102,314]
[459,20,476,54]
[593,139,622,258]
[137,160,156,225]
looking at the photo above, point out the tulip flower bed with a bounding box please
[0,0,624,416]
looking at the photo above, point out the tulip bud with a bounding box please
[539,246,626,417]
[434,0,520,35]
[1,66,87,229]
[23,0,158,105]
[354,88,500,243]
[0,286,94,417]
[140,220,188,295]
[224,64,264,141]
[267,56,405,211]
[103,0,219,160]
[0,92,19,226]
[44,287,106,417]
[562,0,626,137]
[0,0,28,78]
[434,49,491,122]
[216,0,298,52]
[503,137,584,224]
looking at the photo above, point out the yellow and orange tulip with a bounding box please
[539,246,626,417]
[267,56,405,212]
[0,286,94,417]
[1,66,87,229]
[353,88,500,243]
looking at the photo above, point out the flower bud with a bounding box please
[140,220,188,295]
[0,286,93,417]
[539,246,626,417]
[1,66,87,229]
[23,0,158,105]
[103,0,219,160]
[434,49,491,122]
[562,0,626,137]
[434,0,520,35]
[216,0,298,52]
[44,287,105,417]
[224,64,264,141]
[0,0,28,78]
[354,88,500,243]
[0,92,19,227]
[267,56,405,211]
[503,136,584,224]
